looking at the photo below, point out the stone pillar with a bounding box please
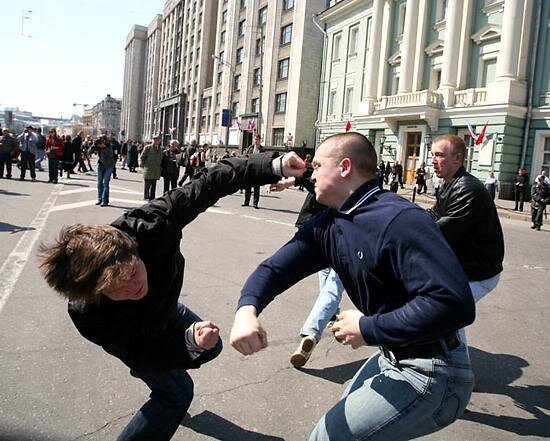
[362,0,384,114]
[398,0,419,94]
[439,0,464,106]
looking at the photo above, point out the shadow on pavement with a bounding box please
[0,189,29,197]
[182,410,284,440]
[0,222,35,234]
[461,346,550,437]
[298,359,365,385]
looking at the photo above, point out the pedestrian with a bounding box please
[178,140,198,186]
[484,170,498,200]
[395,160,404,188]
[535,169,550,185]
[110,137,120,179]
[384,161,391,184]
[92,137,115,207]
[377,160,385,190]
[73,131,88,173]
[120,140,128,170]
[428,134,504,345]
[127,140,139,172]
[416,162,428,194]
[242,134,265,208]
[17,126,38,181]
[141,134,163,200]
[82,136,94,173]
[161,139,181,193]
[530,175,550,231]
[230,132,475,441]
[513,167,529,211]
[61,135,75,179]
[389,163,399,193]
[38,150,304,441]
[45,129,64,184]
[35,127,46,171]
[0,129,18,179]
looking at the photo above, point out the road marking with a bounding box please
[60,188,141,196]
[241,215,262,220]
[51,198,144,212]
[266,219,294,227]
[207,208,233,215]
[0,185,64,314]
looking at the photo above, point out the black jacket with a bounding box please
[428,166,504,281]
[531,182,550,208]
[68,152,282,372]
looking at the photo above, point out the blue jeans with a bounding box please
[300,268,344,342]
[310,344,474,440]
[35,149,45,170]
[459,273,501,345]
[97,163,113,204]
[117,304,222,441]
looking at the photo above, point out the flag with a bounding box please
[235,119,242,131]
[169,127,176,135]
[467,121,489,145]
[246,118,256,132]
[345,120,352,132]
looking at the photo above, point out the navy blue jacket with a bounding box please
[239,179,475,347]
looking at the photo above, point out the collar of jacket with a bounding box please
[337,178,380,215]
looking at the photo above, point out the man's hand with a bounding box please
[194,321,220,350]
[230,305,268,355]
[281,152,306,178]
[331,310,367,349]
[268,177,295,193]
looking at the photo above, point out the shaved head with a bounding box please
[318,132,377,178]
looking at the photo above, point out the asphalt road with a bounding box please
[0,167,549,441]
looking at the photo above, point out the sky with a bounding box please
[2,0,165,119]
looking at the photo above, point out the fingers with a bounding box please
[230,331,267,356]
[281,152,306,177]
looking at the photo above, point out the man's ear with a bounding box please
[340,158,352,177]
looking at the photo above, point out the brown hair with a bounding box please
[38,224,139,302]
[324,132,377,177]
[434,134,466,160]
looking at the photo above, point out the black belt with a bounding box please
[380,333,460,362]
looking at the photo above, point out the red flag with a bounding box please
[476,121,488,145]
[345,120,352,132]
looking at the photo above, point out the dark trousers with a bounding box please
[75,153,88,172]
[532,205,546,227]
[0,153,12,178]
[163,174,178,194]
[144,179,157,200]
[117,304,222,441]
[48,157,59,183]
[178,166,195,186]
[20,151,36,179]
[244,185,260,207]
[514,187,525,211]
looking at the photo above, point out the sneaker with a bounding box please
[290,336,317,368]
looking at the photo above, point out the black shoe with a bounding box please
[95,201,102,205]
[531,224,537,229]
[253,205,259,209]
[513,208,518,211]
[242,203,249,207]
[536,226,541,231]
[101,203,109,207]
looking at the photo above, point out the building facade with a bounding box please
[317,0,550,194]
[121,25,148,142]
[92,94,122,136]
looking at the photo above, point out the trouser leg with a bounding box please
[243,187,252,205]
[253,185,260,207]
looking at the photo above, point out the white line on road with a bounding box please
[266,219,295,227]
[60,188,141,196]
[51,198,144,212]
[0,185,64,314]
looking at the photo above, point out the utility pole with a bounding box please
[212,54,235,149]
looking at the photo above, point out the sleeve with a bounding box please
[359,209,475,346]
[238,220,328,314]
[435,184,484,246]
[112,152,283,255]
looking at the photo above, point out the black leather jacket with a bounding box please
[428,167,504,281]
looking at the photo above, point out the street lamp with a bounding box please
[380,134,395,158]
[21,9,32,38]
[212,53,235,149]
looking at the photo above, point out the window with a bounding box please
[220,31,226,44]
[349,26,359,56]
[240,0,248,8]
[217,71,222,85]
[232,101,240,117]
[219,51,225,62]
[542,137,550,176]
[239,20,246,37]
[344,86,354,113]
[201,116,207,127]
[222,10,227,23]
[431,69,442,89]
[254,68,262,86]
[215,112,219,124]
[202,97,209,109]
[275,92,287,112]
[332,33,341,61]
[251,97,259,113]
[284,0,294,9]
[328,90,337,115]
[216,92,221,105]
[236,47,244,64]
[481,58,497,87]
[258,6,267,25]
[278,58,289,79]
[398,4,406,36]
[273,128,285,146]
[436,0,447,22]
[234,74,241,90]
[281,24,292,45]
[255,37,264,56]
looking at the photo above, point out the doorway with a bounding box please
[242,131,253,153]
[404,132,422,184]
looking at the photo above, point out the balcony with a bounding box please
[374,90,443,111]
[454,88,488,107]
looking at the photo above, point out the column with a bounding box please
[363,0,384,114]
[398,0,419,94]
[494,0,523,80]
[439,0,464,106]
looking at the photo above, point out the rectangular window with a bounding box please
[278,58,289,79]
[344,86,354,113]
[398,4,406,36]
[481,58,497,87]
[332,33,341,61]
[273,128,285,146]
[201,116,207,127]
[255,37,264,56]
[221,31,226,44]
[216,92,221,105]
[222,10,227,23]
[251,97,259,113]
[239,20,246,37]
[281,24,292,45]
[234,74,241,90]
[232,101,240,117]
[275,92,287,112]
[217,72,222,85]
[240,0,248,8]
[236,47,244,64]
[258,6,267,25]
[254,68,261,86]
[328,90,336,115]
[349,26,359,56]
[284,0,294,10]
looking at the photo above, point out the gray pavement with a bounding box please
[0,166,549,440]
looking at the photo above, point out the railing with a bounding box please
[454,88,487,107]
[376,90,443,110]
